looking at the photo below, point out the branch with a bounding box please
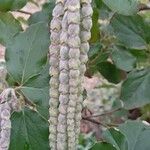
[16,10,32,15]
[82,117,118,128]
[84,108,121,119]
[82,117,108,127]
[139,4,150,11]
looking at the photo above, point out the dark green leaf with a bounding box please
[0,12,22,46]
[130,49,149,63]
[94,0,103,9]
[78,133,96,149]
[86,43,109,77]
[6,22,50,150]
[118,120,150,150]
[121,68,150,109]
[111,46,136,72]
[88,43,102,59]
[97,62,124,84]
[0,0,27,12]
[6,22,49,85]
[28,2,55,25]
[103,128,128,150]
[20,62,50,107]
[88,43,109,64]
[9,108,49,150]
[112,100,129,119]
[102,0,139,15]
[91,142,117,150]
[90,7,100,43]
[110,15,150,49]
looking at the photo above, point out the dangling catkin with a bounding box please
[75,0,93,144]
[57,1,69,149]
[0,88,19,150]
[49,0,65,149]
[49,0,93,149]
[65,0,81,149]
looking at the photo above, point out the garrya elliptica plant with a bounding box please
[49,0,93,149]
[0,0,150,149]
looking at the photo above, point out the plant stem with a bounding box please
[84,108,121,118]
[16,10,32,15]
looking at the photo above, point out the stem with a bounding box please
[82,117,108,127]
[84,108,121,119]
[139,4,150,11]
[16,10,32,15]
[82,117,118,128]
[14,85,22,91]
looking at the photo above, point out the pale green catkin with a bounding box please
[75,0,93,144]
[0,89,19,150]
[57,1,69,149]
[49,0,65,149]
[49,0,93,149]
[66,0,81,149]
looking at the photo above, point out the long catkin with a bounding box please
[57,0,69,149]
[65,0,81,149]
[49,0,93,149]
[0,89,19,150]
[75,0,93,144]
[49,0,65,149]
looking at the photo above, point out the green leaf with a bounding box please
[118,120,150,150]
[0,12,22,46]
[5,23,50,150]
[110,15,150,49]
[102,0,139,16]
[28,2,55,25]
[130,49,149,63]
[103,128,128,150]
[0,0,27,12]
[91,142,117,150]
[86,43,109,77]
[88,43,102,59]
[111,46,136,72]
[112,100,129,119]
[20,62,50,107]
[6,22,49,85]
[94,0,103,9]
[88,43,109,64]
[90,7,100,43]
[91,121,150,150]
[121,68,150,109]
[97,62,124,84]
[78,133,96,149]
[9,108,49,150]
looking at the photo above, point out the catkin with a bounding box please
[0,88,19,150]
[65,0,81,149]
[49,0,65,149]
[49,0,93,149]
[75,0,93,144]
[57,2,69,150]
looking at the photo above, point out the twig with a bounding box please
[16,10,32,15]
[139,4,150,11]
[82,117,118,128]
[84,108,121,119]
[82,117,108,128]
